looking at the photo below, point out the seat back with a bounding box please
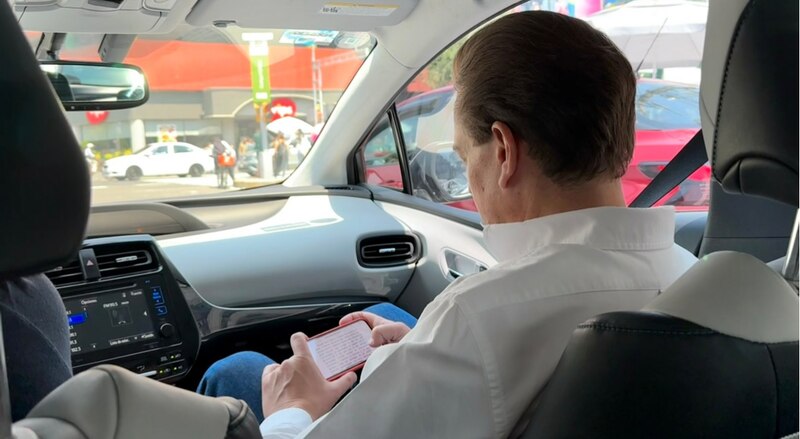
[0,0,89,427]
[523,252,798,438]
[520,0,799,436]
[0,277,72,422]
[13,365,260,439]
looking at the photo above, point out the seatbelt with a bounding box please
[629,129,708,208]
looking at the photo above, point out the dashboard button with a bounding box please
[159,323,176,338]
[155,305,168,316]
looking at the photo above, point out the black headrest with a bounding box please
[0,2,90,277]
[700,0,798,206]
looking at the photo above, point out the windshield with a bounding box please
[54,28,373,204]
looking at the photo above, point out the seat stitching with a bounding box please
[579,323,716,336]
[580,324,800,345]
[766,344,781,438]
[106,368,122,439]
[712,0,757,177]
[227,399,249,432]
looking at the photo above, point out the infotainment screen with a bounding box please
[64,288,156,354]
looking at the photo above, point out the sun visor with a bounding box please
[186,0,417,31]
[15,0,171,34]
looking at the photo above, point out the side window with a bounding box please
[362,114,403,190]
[174,145,193,154]
[152,145,169,155]
[362,0,709,212]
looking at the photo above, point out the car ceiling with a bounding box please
[15,0,519,69]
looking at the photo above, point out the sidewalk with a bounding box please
[233,173,283,189]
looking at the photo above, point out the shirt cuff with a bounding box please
[259,408,313,438]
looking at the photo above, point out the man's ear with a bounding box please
[490,121,520,189]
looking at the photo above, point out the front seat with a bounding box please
[0,0,261,437]
[0,0,90,422]
[521,0,799,438]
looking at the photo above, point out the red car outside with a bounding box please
[365,80,709,212]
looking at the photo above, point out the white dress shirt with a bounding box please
[261,206,697,438]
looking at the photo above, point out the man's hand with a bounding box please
[340,311,411,347]
[261,333,357,421]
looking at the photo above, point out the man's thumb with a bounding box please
[330,372,357,395]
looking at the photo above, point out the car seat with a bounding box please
[519,0,799,437]
[0,0,261,436]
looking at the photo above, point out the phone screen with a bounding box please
[308,319,373,380]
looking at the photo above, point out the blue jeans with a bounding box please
[196,303,417,423]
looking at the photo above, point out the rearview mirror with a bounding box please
[40,61,149,111]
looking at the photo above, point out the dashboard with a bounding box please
[47,189,494,385]
[47,188,707,386]
[53,238,200,382]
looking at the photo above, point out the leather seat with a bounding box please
[0,0,89,421]
[520,0,799,437]
[13,365,259,439]
[0,0,261,436]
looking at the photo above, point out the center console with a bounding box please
[48,236,199,382]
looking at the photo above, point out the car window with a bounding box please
[174,145,194,154]
[58,28,374,204]
[360,0,710,212]
[152,146,169,155]
[363,114,403,190]
[635,82,702,130]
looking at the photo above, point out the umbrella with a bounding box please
[587,0,707,70]
[267,116,313,137]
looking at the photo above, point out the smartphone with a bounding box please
[307,318,373,381]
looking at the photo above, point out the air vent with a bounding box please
[96,248,158,277]
[44,244,159,287]
[45,259,84,287]
[358,235,420,268]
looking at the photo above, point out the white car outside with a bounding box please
[102,142,214,180]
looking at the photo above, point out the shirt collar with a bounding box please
[483,206,676,263]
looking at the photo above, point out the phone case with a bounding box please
[308,317,372,381]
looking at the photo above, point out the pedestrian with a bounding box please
[271,132,288,177]
[290,129,311,162]
[213,137,236,188]
[84,143,97,174]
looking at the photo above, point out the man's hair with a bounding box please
[454,11,636,184]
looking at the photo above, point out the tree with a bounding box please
[425,41,464,89]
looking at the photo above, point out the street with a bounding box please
[90,172,274,204]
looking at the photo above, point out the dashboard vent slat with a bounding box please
[96,249,157,277]
[44,244,159,287]
[45,261,84,287]
[358,235,420,268]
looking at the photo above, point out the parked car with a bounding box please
[102,142,214,180]
[365,80,710,211]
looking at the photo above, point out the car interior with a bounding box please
[0,0,797,438]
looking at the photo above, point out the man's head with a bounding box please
[453,11,636,224]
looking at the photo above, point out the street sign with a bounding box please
[268,98,297,121]
[86,110,109,125]
[279,30,339,46]
[250,52,271,104]
[248,36,272,105]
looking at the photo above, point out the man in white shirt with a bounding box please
[199,11,698,438]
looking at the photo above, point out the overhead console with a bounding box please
[14,0,187,34]
[186,0,417,31]
[46,236,199,383]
